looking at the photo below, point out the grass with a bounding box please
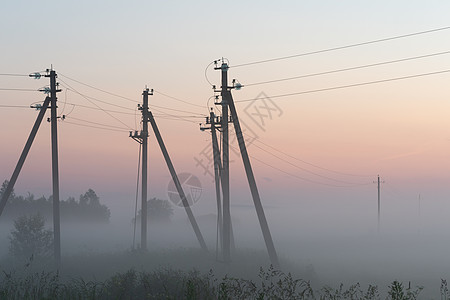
[0,248,430,299]
[0,265,428,299]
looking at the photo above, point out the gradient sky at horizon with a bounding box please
[1,1,450,222]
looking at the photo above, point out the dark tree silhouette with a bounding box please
[0,181,110,223]
[135,198,174,224]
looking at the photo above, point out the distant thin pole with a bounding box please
[374,175,383,233]
[377,175,380,233]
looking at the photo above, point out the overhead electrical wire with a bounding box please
[149,103,206,116]
[68,116,130,130]
[59,72,207,117]
[153,114,200,124]
[0,88,39,92]
[231,25,450,68]
[252,138,373,177]
[0,104,31,108]
[204,60,218,87]
[0,73,29,77]
[63,102,136,115]
[235,69,450,103]
[227,131,373,184]
[249,141,371,185]
[59,73,139,104]
[62,86,136,111]
[200,129,371,187]
[243,50,450,87]
[63,120,129,132]
[58,78,134,130]
[226,142,371,188]
[154,90,204,108]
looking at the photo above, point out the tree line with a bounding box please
[0,180,110,223]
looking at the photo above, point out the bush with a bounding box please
[8,213,53,259]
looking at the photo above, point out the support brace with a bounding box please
[0,97,50,216]
[148,111,208,252]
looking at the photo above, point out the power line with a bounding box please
[0,73,29,77]
[64,102,136,115]
[203,128,371,187]
[62,101,201,124]
[244,50,450,87]
[68,116,131,130]
[59,73,139,104]
[153,114,200,124]
[235,69,450,103]
[58,78,134,130]
[59,72,206,116]
[232,25,450,68]
[228,142,370,188]
[154,90,205,108]
[63,120,128,132]
[252,138,374,177]
[249,140,370,185]
[204,60,217,87]
[0,88,38,92]
[149,103,206,116]
[0,104,31,108]
[62,86,136,111]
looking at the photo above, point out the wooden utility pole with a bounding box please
[48,69,62,266]
[200,110,236,261]
[213,61,279,268]
[141,88,150,250]
[1,68,62,267]
[130,88,207,252]
[130,87,152,250]
[218,63,232,263]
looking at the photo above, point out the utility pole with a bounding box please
[47,69,62,267]
[200,109,223,258]
[213,60,280,268]
[1,68,62,267]
[374,175,384,233]
[130,89,207,252]
[200,109,236,261]
[217,62,232,263]
[130,87,152,251]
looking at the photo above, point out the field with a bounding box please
[0,249,429,299]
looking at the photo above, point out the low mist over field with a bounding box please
[1,185,450,298]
